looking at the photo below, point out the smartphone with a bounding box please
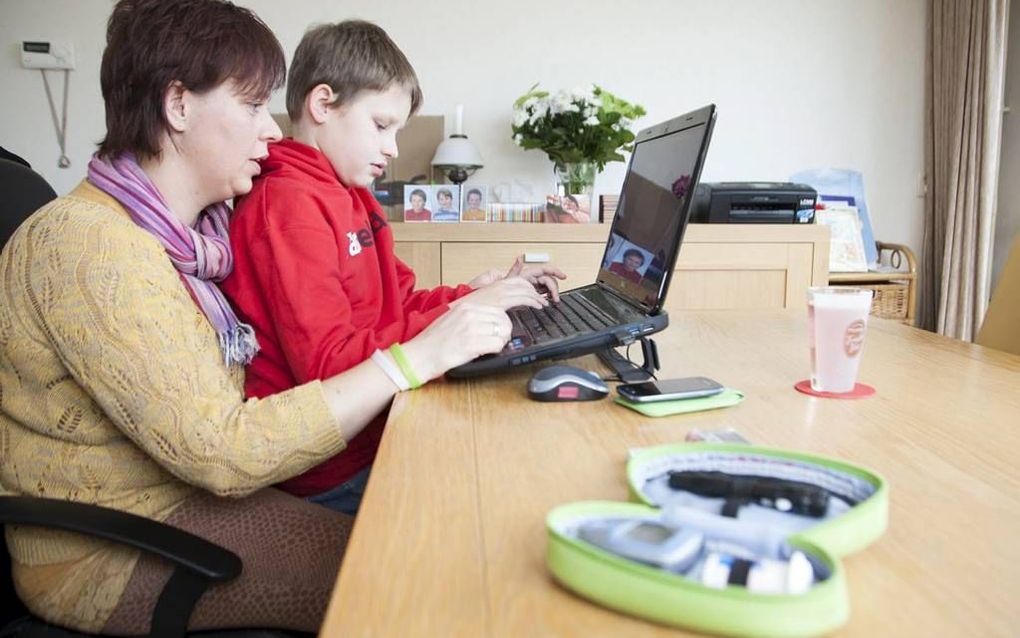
[617,376,724,403]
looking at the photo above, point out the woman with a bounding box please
[0,0,512,633]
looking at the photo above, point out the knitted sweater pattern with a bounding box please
[0,182,342,630]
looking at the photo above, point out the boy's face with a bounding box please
[438,193,453,208]
[467,193,481,208]
[410,194,425,210]
[317,84,412,188]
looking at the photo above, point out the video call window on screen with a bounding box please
[598,121,704,309]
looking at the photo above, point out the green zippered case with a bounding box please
[547,444,888,637]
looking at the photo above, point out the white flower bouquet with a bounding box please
[511,84,646,173]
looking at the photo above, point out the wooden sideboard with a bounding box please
[392,223,830,312]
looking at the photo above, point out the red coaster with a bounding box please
[794,380,875,399]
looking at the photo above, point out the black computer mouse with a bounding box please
[527,365,609,402]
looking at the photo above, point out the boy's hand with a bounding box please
[467,269,504,289]
[452,276,548,312]
[505,256,567,302]
[466,256,568,302]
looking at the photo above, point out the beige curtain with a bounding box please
[920,0,1010,338]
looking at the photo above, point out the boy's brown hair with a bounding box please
[98,0,285,160]
[286,20,423,122]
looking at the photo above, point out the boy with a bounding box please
[404,187,431,222]
[433,187,459,222]
[463,187,486,221]
[222,20,564,514]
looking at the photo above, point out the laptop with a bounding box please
[448,104,716,378]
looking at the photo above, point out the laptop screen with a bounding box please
[596,112,713,312]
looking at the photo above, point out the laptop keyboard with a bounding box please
[508,292,616,347]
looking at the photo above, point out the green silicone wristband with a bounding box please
[388,344,422,389]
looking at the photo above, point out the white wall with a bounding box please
[993,5,1020,292]
[0,0,926,250]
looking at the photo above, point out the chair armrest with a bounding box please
[0,496,240,582]
[876,241,917,275]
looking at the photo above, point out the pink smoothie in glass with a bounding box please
[808,288,872,392]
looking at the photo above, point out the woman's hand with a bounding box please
[401,302,512,382]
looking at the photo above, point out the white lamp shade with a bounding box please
[431,136,483,169]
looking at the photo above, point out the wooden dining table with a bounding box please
[321,310,1020,637]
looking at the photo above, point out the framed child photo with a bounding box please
[432,185,461,223]
[403,185,432,222]
[461,185,488,222]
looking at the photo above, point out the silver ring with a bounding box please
[490,321,500,337]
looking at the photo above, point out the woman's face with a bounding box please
[176,80,281,204]
[563,197,579,212]
[624,253,643,271]
[411,194,425,211]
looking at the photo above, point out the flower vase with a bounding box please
[553,161,597,198]
[550,161,596,223]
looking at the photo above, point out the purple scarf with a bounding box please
[87,152,259,366]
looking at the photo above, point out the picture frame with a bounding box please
[403,185,432,223]
[432,185,461,223]
[544,193,593,223]
[461,185,488,222]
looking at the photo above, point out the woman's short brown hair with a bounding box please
[97,0,285,160]
[286,20,423,122]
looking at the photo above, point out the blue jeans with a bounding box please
[305,466,372,516]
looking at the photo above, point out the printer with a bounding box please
[690,182,817,224]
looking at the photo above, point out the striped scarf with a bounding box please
[87,152,259,366]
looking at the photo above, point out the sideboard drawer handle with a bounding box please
[524,252,550,263]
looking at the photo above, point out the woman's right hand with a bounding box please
[450,276,548,312]
[400,302,513,382]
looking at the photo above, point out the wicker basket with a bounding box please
[864,283,910,321]
[829,242,918,325]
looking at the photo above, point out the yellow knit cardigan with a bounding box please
[0,181,345,631]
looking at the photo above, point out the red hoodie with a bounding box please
[222,139,473,496]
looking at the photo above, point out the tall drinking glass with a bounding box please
[807,287,873,393]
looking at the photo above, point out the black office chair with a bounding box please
[0,497,243,638]
[0,161,302,638]
[0,158,57,249]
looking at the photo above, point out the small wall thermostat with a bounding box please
[21,41,76,70]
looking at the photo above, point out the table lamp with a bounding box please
[431,104,483,185]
